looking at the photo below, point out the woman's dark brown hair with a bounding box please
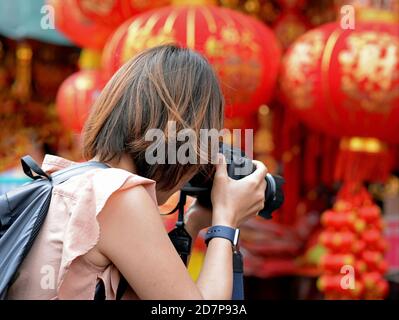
[83,44,224,190]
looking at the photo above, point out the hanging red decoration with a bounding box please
[101,5,281,118]
[75,0,170,28]
[281,21,399,142]
[56,70,105,133]
[280,16,399,182]
[48,0,115,50]
[316,183,389,300]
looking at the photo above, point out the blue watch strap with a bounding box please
[204,225,240,246]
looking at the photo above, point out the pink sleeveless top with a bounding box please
[6,155,157,300]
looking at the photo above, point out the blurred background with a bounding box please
[0,0,398,300]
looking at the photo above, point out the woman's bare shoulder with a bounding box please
[101,184,158,222]
[85,184,159,268]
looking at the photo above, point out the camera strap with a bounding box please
[168,191,192,265]
[232,248,244,300]
[168,191,244,300]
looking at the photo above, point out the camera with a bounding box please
[181,143,284,219]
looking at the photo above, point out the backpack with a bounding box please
[0,155,109,299]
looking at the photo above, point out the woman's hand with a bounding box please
[211,154,268,228]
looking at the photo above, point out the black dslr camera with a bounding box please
[181,143,284,219]
[169,143,284,265]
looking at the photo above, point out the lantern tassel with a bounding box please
[334,137,394,183]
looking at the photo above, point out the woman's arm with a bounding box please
[96,185,232,299]
[96,156,267,300]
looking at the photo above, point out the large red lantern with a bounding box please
[56,70,105,133]
[280,21,399,143]
[102,5,281,118]
[49,0,115,50]
[280,18,399,182]
[75,0,170,28]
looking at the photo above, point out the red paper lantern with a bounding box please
[101,5,281,118]
[280,19,399,182]
[280,21,399,143]
[76,0,170,28]
[56,70,105,133]
[49,0,115,50]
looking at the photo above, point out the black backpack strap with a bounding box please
[21,156,109,184]
[94,277,128,300]
[116,277,128,300]
[21,156,51,181]
[94,279,106,301]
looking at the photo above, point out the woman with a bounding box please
[7,45,267,300]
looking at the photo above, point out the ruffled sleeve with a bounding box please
[54,167,157,299]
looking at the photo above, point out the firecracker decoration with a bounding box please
[76,0,171,28]
[101,4,281,118]
[48,0,115,50]
[280,6,399,183]
[56,70,105,133]
[317,183,389,299]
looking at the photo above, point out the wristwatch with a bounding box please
[204,225,240,247]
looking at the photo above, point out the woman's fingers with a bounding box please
[211,158,269,228]
[251,160,268,181]
[214,153,228,179]
[239,160,267,186]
